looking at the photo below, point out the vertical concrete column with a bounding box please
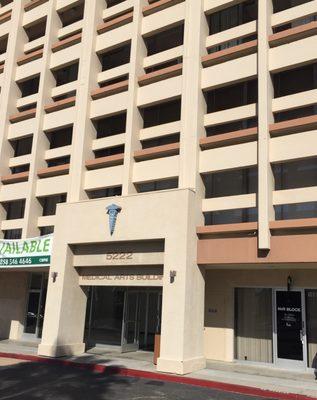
[157,189,206,375]
[257,0,274,250]
[122,0,147,196]
[38,228,86,356]
[157,0,207,375]
[179,0,207,193]
[67,0,104,202]
[0,1,26,228]
[23,0,61,238]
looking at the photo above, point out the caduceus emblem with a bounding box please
[106,204,122,235]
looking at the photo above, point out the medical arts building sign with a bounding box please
[0,234,53,268]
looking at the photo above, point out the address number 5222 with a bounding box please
[106,253,133,260]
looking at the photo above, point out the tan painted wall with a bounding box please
[204,269,317,362]
[0,271,29,340]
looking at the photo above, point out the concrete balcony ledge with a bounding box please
[97,11,133,34]
[134,142,180,161]
[0,10,11,24]
[9,108,36,123]
[17,48,43,66]
[202,40,258,67]
[37,164,70,178]
[270,218,317,231]
[51,32,82,53]
[44,96,76,113]
[91,80,129,100]
[197,222,258,236]
[24,0,48,11]
[269,21,317,47]
[138,64,182,87]
[200,127,258,150]
[85,153,125,170]
[1,171,29,184]
[270,114,317,136]
[143,0,184,16]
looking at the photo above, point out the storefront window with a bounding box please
[235,288,273,363]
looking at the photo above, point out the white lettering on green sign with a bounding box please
[0,235,53,268]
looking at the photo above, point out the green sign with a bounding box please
[0,234,53,268]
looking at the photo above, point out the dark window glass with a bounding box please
[87,186,122,199]
[18,103,37,112]
[107,0,125,7]
[273,15,317,33]
[47,156,70,167]
[206,79,258,113]
[0,35,8,55]
[144,24,184,56]
[95,113,126,139]
[47,127,73,149]
[275,202,317,220]
[142,99,181,128]
[208,34,257,54]
[273,158,317,190]
[142,134,180,149]
[18,76,40,97]
[3,229,22,239]
[58,1,84,27]
[54,63,79,86]
[274,105,317,123]
[145,58,182,74]
[41,194,67,216]
[24,19,47,42]
[203,168,258,198]
[206,118,257,136]
[11,136,33,157]
[0,1,13,6]
[11,165,30,174]
[208,0,258,35]
[137,178,178,193]
[53,90,76,101]
[4,200,26,220]
[273,0,312,13]
[94,145,124,158]
[204,207,258,225]
[100,44,131,71]
[273,64,317,98]
[40,226,54,235]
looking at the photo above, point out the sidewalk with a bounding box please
[0,340,316,399]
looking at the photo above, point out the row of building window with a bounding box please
[3,156,317,220]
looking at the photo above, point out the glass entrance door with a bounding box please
[23,273,48,339]
[85,287,162,353]
[274,289,307,369]
[121,291,140,352]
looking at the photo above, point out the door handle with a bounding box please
[300,330,304,344]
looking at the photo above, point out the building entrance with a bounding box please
[85,287,162,352]
[274,289,307,369]
[234,287,317,370]
[23,273,48,340]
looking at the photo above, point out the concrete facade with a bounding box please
[0,0,317,375]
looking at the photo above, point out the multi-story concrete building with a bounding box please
[0,0,316,375]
